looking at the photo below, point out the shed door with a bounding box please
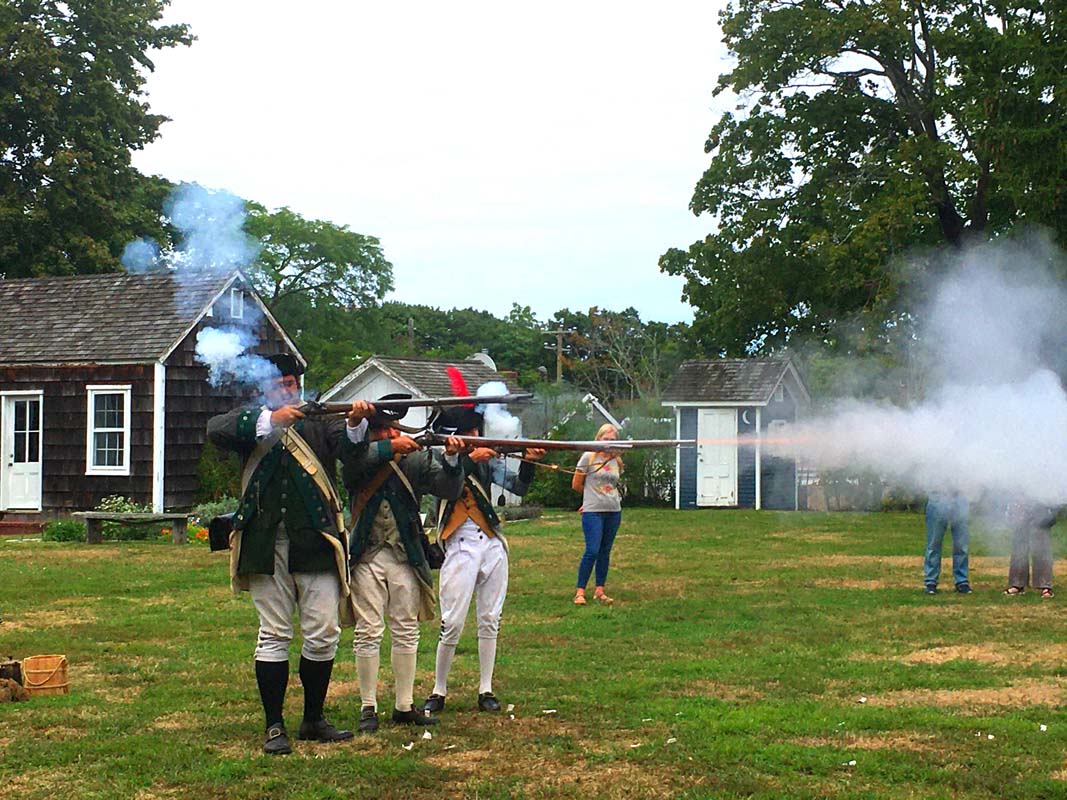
[1,393,43,511]
[697,408,737,507]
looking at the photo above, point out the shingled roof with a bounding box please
[662,358,803,404]
[0,271,236,365]
[324,355,524,401]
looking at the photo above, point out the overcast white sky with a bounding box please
[133,1,732,324]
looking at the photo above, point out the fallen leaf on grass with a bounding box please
[542,709,557,715]
[402,742,414,751]
[423,731,432,740]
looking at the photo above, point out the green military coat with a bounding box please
[207,406,362,580]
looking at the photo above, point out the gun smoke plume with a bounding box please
[773,232,1067,505]
[120,182,276,391]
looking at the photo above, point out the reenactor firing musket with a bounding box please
[299,393,534,419]
[414,433,697,453]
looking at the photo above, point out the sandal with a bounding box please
[1041,588,1055,599]
[1003,586,1025,596]
[573,591,587,605]
[593,591,614,605]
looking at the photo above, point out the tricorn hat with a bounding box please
[266,353,305,378]
[433,405,484,435]
[367,393,411,428]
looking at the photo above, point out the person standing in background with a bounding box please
[571,423,624,606]
[923,490,972,595]
[1005,504,1057,598]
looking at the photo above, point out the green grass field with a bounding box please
[3,509,1067,799]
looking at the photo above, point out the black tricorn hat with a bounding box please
[433,405,484,435]
[266,353,305,378]
[367,393,411,428]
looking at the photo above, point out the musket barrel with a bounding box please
[303,393,533,416]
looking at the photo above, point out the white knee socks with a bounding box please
[433,642,457,697]
[356,654,379,711]
[478,638,497,695]
[392,649,417,711]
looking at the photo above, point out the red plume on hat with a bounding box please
[446,365,473,407]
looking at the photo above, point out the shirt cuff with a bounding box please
[346,418,368,443]
[443,452,459,466]
[255,408,274,438]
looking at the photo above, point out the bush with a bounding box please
[42,519,88,542]
[95,495,155,540]
[191,496,239,528]
[195,438,240,503]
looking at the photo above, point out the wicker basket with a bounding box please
[22,654,68,697]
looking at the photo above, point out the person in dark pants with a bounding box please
[1005,505,1057,598]
[923,490,971,595]
[571,423,624,605]
[208,354,373,755]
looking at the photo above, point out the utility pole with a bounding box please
[542,325,573,384]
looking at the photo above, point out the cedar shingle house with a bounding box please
[0,270,302,522]
[662,358,810,510]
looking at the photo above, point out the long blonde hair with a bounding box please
[593,424,622,471]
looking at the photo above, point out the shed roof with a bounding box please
[662,358,805,404]
[0,270,245,365]
[323,355,524,401]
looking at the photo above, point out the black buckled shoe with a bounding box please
[358,706,379,734]
[392,705,439,725]
[477,692,502,712]
[424,693,446,714]
[263,723,292,755]
[955,582,973,594]
[297,716,354,742]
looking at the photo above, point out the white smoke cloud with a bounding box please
[195,327,279,391]
[477,380,522,439]
[120,237,160,273]
[165,183,258,274]
[776,232,1067,505]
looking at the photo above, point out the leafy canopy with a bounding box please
[0,0,192,277]
[661,0,1067,355]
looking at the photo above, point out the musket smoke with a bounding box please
[195,327,279,390]
[774,232,1067,505]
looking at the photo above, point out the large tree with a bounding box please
[661,0,1067,354]
[0,1,191,277]
[245,204,394,310]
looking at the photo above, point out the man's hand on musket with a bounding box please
[468,447,498,463]
[270,405,306,427]
[390,435,422,458]
[523,447,546,462]
[443,436,466,456]
[347,400,375,427]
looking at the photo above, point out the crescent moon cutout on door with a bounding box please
[741,409,752,425]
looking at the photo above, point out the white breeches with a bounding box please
[248,530,341,662]
[438,528,508,645]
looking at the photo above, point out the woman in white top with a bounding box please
[570,423,624,605]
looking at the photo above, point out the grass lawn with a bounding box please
[3,508,1067,799]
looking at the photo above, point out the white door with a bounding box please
[696,408,737,507]
[1,393,43,511]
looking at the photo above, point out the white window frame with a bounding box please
[230,288,245,320]
[86,385,132,476]
[773,384,785,402]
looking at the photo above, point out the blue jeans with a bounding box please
[577,511,622,589]
[923,496,970,587]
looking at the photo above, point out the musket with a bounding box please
[414,433,697,453]
[299,393,534,418]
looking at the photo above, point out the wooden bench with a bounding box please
[72,512,190,544]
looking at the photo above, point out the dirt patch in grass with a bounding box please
[792,732,938,753]
[899,643,1067,666]
[670,679,765,702]
[809,578,898,590]
[2,605,97,630]
[867,678,1067,709]
[151,711,201,731]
